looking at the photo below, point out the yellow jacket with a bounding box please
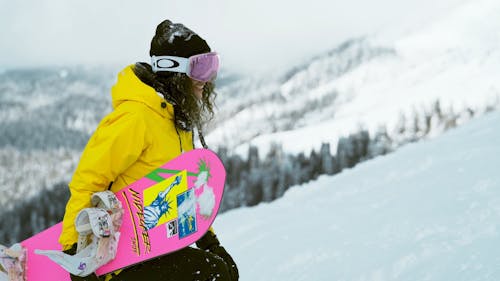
[59,65,195,248]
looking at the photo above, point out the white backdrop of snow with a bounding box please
[213,111,500,280]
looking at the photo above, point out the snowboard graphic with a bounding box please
[15,149,225,280]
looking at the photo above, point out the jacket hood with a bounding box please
[111,65,173,119]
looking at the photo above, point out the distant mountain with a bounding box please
[207,0,500,156]
[207,38,396,152]
[0,66,114,150]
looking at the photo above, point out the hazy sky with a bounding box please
[0,0,467,74]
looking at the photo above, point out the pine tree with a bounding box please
[337,136,353,169]
[320,143,334,175]
[276,155,294,198]
[309,149,322,180]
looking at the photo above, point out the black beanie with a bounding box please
[150,20,211,58]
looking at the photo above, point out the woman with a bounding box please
[59,19,238,281]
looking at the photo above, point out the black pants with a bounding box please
[109,247,232,281]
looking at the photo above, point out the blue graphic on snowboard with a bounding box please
[177,189,197,238]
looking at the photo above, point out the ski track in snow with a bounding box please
[214,111,500,281]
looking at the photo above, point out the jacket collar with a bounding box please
[111,65,173,119]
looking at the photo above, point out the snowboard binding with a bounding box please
[0,243,26,281]
[35,191,123,277]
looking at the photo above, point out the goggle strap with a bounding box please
[151,55,190,73]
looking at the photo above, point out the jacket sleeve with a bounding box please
[59,111,147,248]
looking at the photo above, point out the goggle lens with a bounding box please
[189,52,219,82]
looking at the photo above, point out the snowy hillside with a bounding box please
[208,0,500,156]
[0,66,115,209]
[214,111,500,280]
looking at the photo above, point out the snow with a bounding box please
[213,111,500,280]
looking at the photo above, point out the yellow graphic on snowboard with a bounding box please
[142,170,187,230]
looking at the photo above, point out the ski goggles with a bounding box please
[151,52,219,82]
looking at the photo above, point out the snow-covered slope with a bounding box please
[214,111,500,280]
[208,0,500,156]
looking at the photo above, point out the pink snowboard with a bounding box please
[21,148,226,280]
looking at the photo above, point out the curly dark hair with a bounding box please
[133,63,216,131]
[164,72,216,129]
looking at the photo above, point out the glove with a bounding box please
[209,245,239,281]
[62,244,101,281]
[196,231,239,281]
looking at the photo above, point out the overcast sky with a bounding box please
[0,0,467,74]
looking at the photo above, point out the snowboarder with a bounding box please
[58,19,239,281]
